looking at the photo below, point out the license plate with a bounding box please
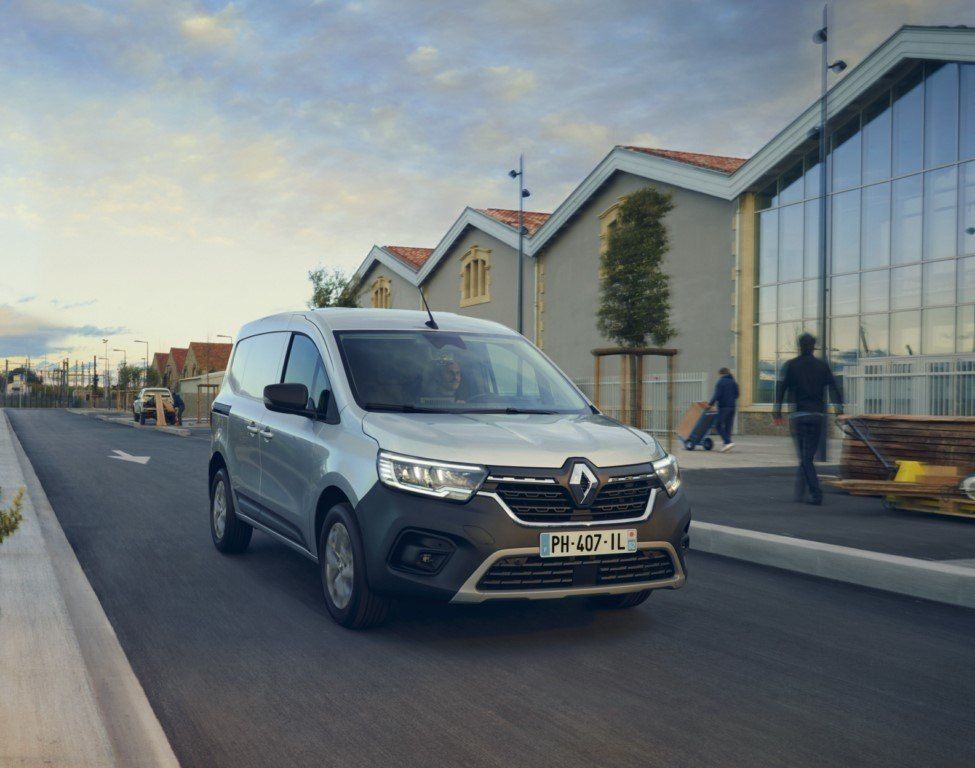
[539,529,638,558]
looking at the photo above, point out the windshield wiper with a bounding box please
[466,407,560,415]
[362,403,449,413]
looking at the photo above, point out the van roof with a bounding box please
[239,309,517,338]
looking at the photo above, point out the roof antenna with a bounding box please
[419,287,438,330]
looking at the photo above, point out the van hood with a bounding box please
[360,411,659,469]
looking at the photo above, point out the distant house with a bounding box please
[163,347,188,388]
[182,342,232,379]
[151,352,169,382]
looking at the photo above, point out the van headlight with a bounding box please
[377,451,487,502]
[652,453,681,497]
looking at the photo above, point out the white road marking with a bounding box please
[108,449,151,465]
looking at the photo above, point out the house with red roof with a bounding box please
[163,347,188,389]
[182,342,233,379]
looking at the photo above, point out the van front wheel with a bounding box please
[589,590,653,610]
[320,504,389,630]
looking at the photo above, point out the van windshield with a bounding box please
[334,330,591,414]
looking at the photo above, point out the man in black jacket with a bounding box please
[773,333,843,505]
[707,368,739,452]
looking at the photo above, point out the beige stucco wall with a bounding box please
[421,227,526,331]
[356,262,421,310]
[536,171,736,380]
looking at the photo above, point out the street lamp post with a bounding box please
[134,339,149,385]
[101,338,109,409]
[508,155,531,336]
[216,334,233,345]
[113,348,128,408]
[813,4,847,459]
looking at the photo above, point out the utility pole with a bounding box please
[813,5,847,461]
[508,155,531,335]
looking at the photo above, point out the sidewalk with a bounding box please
[674,434,844,470]
[68,408,194,437]
[0,411,180,767]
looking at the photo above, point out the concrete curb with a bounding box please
[68,409,190,437]
[3,411,181,767]
[690,520,975,610]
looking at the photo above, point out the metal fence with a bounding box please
[843,355,975,417]
[573,372,708,435]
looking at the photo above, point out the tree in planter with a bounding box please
[597,187,676,425]
[308,267,360,309]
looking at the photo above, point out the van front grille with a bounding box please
[494,476,655,524]
[476,549,675,591]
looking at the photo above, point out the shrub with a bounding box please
[0,487,25,545]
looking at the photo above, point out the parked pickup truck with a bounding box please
[133,387,177,425]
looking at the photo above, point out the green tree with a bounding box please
[144,367,161,386]
[308,267,359,309]
[117,363,142,390]
[597,187,676,426]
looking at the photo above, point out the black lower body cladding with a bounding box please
[352,481,691,601]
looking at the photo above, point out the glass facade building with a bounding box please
[754,61,975,402]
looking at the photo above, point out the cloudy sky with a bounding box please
[1,0,972,368]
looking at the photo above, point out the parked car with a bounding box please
[133,387,176,425]
[209,309,690,629]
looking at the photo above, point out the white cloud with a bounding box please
[180,5,241,47]
[483,65,537,100]
[407,45,439,70]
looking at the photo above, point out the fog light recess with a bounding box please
[390,531,455,575]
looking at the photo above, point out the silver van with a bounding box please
[209,309,689,628]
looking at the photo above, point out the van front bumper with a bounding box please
[353,481,691,602]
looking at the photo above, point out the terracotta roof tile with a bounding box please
[152,352,169,371]
[619,146,747,173]
[169,347,188,371]
[384,245,433,270]
[187,342,232,373]
[477,208,551,235]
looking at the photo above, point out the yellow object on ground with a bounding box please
[887,461,975,518]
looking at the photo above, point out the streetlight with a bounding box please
[113,348,128,398]
[813,4,846,460]
[216,334,233,344]
[134,339,149,385]
[102,339,109,408]
[508,155,531,335]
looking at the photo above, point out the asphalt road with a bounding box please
[684,465,975,561]
[8,409,975,768]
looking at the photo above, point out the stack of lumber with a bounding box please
[840,415,975,481]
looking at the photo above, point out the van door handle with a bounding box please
[246,424,260,435]
[260,428,274,440]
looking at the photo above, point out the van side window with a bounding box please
[283,334,331,412]
[232,333,289,399]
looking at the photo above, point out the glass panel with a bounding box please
[963,65,975,161]
[958,305,975,353]
[861,182,890,269]
[756,325,776,403]
[831,273,859,316]
[922,306,955,354]
[892,65,923,177]
[778,281,802,321]
[778,321,804,355]
[923,166,957,261]
[831,190,860,273]
[924,63,958,169]
[923,259,956,306]
[804,279,822,320]
[756,180,777,211]
[779,203,803,282]
[862,95,892,184]
[779,162,803,205]
[861,269,889,313]
[891,264,922,310]
[235,332,288,399]
[960,255,975,304]
[830,316,859,370]
[804,149,822,199]
[831,117,861,192]
[890,310,921,356]
[962,161,975,255]
[860,314,889,357]
[804,199,821,278]
[891,174,922,264]
[758,285,777,323]
[283,334,330,411]
[759,210,778,283]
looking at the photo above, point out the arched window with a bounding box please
[371,276,392,308]
[460,245,491,307]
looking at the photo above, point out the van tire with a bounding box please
[589,590,653,610]
[320,503,389,629]
[210,468,252,553]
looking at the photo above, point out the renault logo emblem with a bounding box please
[568,462,599,507]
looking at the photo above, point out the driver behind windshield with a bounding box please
[422,356,464,403]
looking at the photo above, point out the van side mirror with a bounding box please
[264,383,312,417]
